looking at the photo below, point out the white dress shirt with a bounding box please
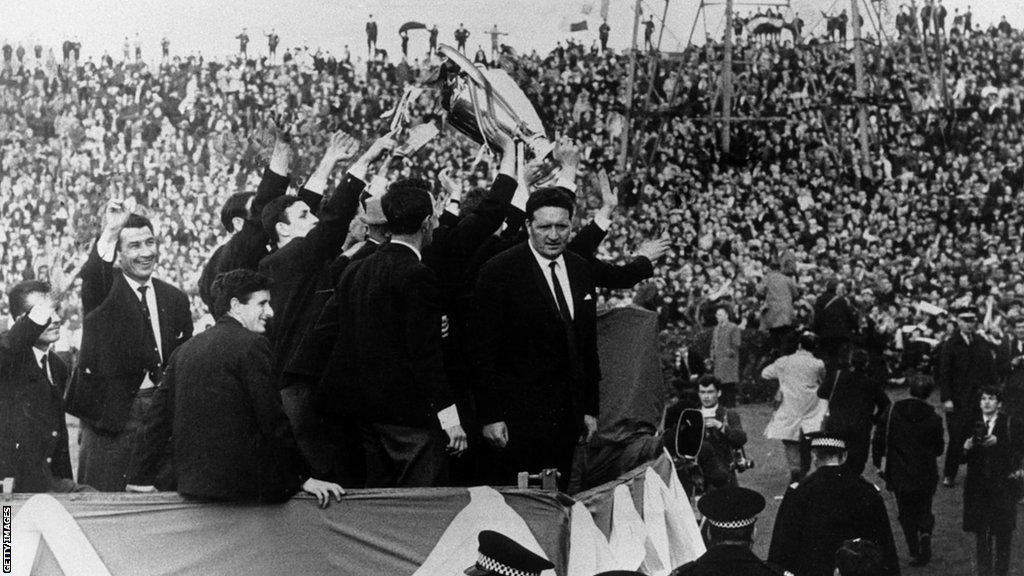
[528,243,575,319]
[32,346,53,384]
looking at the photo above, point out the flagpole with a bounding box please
[618,0,643,172]
[722,0,735,153]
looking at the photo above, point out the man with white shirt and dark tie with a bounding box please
[0,280,79,492]
[65,200,192,491]
[472,188,601,490]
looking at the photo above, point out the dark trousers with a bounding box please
[975,529,1013,576]
[895,489,936,556]
[77,388,154,491]
[281,382,340,481]
[484,418,578,491]
[360,422,448,488]
[321,417,366,488]
[944,410,969,480]
[844,434,871,478]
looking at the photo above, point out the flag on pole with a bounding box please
[570,21,589,32]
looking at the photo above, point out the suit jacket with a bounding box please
[65,245,192,432]
[127,317,307,502]
[259,173,364,386]
[962,412,1024,533]
[710,321,741,383]
[197,167,291,310]
[811,292,857,341]
[698,405,746,486]
[0,317,73,492]
[937,332,997,410]
[872,396,944,493]
[317,243,454,428]
[471,242,600,428]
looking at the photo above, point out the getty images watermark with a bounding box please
[2,504,10,574]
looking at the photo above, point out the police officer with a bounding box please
[768,432,900,576]
[464,531,554,576]
[670,486,791,575]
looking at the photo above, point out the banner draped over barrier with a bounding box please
[9,455,701,576]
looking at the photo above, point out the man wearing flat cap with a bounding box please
[465,530,554,576]
[937,306,997,487]
[769,432,900,576]
[670,486,789,575]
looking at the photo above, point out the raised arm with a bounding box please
[81,199,129,314]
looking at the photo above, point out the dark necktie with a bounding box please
[548,261,572,323]
[137,286,162,383]
[38,352,52,385]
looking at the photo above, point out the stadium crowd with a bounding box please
[2,10,1024,576]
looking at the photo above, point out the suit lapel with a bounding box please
[524,246,563,322]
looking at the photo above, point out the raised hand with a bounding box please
[326,131,361,162]
[597,169,618,212]
[637,237,672,262]
[101,198,131,240]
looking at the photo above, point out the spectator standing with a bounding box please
[599,20,611,52]
[236,28,249,57]
[761,257,799,357]
[961,387,1024,576]
[366,15,378,55]
[872,376,944,567]
[763,332,828,482]
[429,25,439,55]
[818,349,890,477]
[710,306,742,406]
[938,307,997,487]
[266,29,279,62]
[455,23,470,53]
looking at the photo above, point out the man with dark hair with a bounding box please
[873,375,943,566]
[710,306,741,407]
[938,307,997,486]
[1,281,77,492]
[197,117,294,311]
[258,131,392,485]
[472,187,601,489]
[670,486,785,575]
[65,201,193,491]
[961,386,1023,576]
[318,184,466,487]
[126,270,343,506]
[835,539,887,576]
[769,432,900,576]
[693,375,747,491]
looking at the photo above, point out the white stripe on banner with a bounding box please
[12,494,112,576]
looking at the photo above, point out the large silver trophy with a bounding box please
[436,44,554,160]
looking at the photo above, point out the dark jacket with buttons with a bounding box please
[0,316,73,492]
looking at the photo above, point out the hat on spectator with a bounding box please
[953,307,979,320]
[464,531,554,576]
[359,196,387,226]
[697,486,766,529]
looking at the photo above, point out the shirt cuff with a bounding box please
[593,213,611,231]
[28,303,54,326]
[96,237,117,262]
[347,163,369,183]
[437,404,461,430]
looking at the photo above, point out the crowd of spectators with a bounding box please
[2,14,1023,387]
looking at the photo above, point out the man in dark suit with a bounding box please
[873,376,944,567]
[472,188,602,489]
[938,307,997,486]
[126,270,343,506]
[65,203,193,491]
[1000,317,1024,424]
[197,120,294,311]
[258,131,391,484]
[0,281,77,492]
[319,182,467,487]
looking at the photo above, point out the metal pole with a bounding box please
[641,0,672,117]
[851,0,872,178]
[722,0,735,153]
[619,0,643,171]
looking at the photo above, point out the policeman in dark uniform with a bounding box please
[464,530,553,576]
[768,432,901,576]
[670,486,791,576]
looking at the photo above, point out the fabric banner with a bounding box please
[9,455,701,576]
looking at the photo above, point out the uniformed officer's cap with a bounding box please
[697,486,766,529]
[464,531,554,576]
[808,431,846,451]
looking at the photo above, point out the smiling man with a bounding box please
[127,270,343,506]
[65,200,193,491]
[471,187,601,490]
